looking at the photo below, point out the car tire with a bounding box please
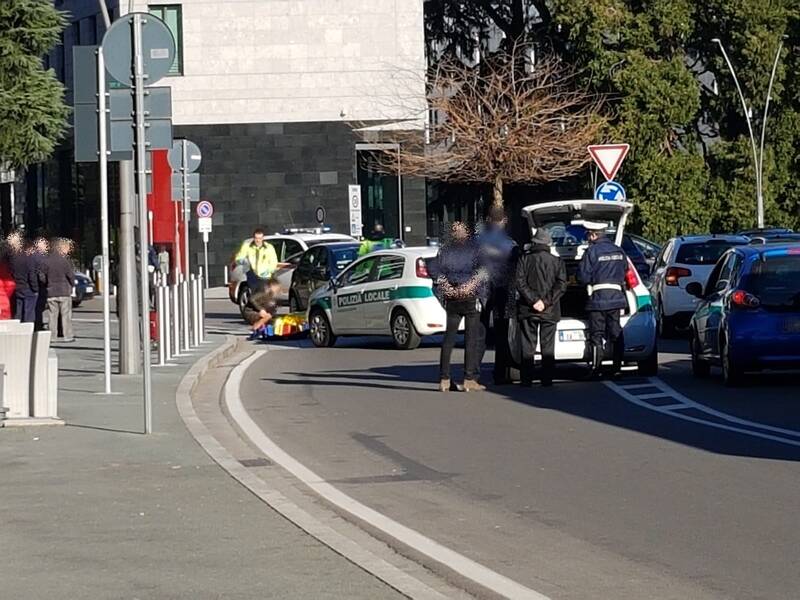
[309,309,336,348]
[289,291,302,313]
[637,345,659,376]
[656,299,675,338]
[391,309,421,350]
[237,284,251,318]
[690,332,711,378]
[721,337,743,387]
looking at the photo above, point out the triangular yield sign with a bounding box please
[588,144,630,181]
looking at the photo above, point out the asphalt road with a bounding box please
[230,315,800,600]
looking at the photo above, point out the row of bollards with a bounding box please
[154,272,207,366]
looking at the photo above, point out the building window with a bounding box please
[149,4,183,75]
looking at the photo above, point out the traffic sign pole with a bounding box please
[182,139,190,276]
[97,46,113,396]
[203,232,209,290]
[133,13,153,435]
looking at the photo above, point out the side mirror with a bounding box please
[686,281,704,298]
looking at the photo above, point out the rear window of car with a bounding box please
[744,255,800,309]
[331,248,359,273]
[675,240,745,265]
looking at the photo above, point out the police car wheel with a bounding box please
[309,309,336,348]
[391,309,420,350]
[637,346,659,376]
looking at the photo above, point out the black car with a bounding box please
[72,272,96,307]
[289,242,361,311]
[621,234,658,280]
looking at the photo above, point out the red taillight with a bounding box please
[625,261,640,289]
[731,290,760,308]
[665,266,692,286]
[416,258,429,278]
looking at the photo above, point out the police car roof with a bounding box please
[674,234,749,243]
[269,232,354,241]
[364,246,439,259]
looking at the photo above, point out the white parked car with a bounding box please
[307,247,452,350]
[649,234,749,335]
[227,229,355,314]
[513,200,658,374]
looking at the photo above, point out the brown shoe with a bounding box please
[463,379,486,392]
[438,378,451,392]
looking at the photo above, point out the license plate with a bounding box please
[782,318,800,333]
[559,330,585,342]
[85,286,94,293]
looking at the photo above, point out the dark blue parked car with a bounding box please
[687,243,800,385]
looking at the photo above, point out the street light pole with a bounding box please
[712,38,784,229]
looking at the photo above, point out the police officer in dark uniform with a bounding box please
[578,222,628,375]
[477,206,518,384]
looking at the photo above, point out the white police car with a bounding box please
[307,247,448,349]
[513,200,658,374]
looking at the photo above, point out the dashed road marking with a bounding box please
[605,377,800,448]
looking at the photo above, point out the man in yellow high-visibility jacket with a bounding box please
[236,228,278,284]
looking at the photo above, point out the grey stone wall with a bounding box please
[175,121,426,286]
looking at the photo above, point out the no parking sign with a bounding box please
[196,200,213,219]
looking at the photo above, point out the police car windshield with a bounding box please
[331,248,358,273]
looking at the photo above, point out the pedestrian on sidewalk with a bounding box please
[32,237,49,329]
[243,276,281,340]
[477,206,518,385]
[515,228,566,387]
[435,221,487,393]
[7,232,40,324]
[0,241,16,320]
[42,238,76,342]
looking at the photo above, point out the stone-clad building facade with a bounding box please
[26,0,427,283]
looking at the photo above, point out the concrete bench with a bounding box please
[0,323,61,425]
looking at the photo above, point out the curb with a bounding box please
[175,337,452,600]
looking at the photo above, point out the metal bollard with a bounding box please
[156,284,166,366]
[190,275,199,347]
[172,283,182,356]
[182,279,191,352]
[163,283,172,361]
[199,275,206,342]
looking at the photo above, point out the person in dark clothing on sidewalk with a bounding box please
[578,222,629,376]
[7,233,41,324]
[515,228,566,387]
[477,206,518,385]
[32,237,49,329]
[42,238,76,341]
[435,222,487,393]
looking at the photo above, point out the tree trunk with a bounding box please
[492,174,504,207]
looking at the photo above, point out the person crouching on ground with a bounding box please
[515,228,566,387]
[244,276,281,340]
[435,221,487,393]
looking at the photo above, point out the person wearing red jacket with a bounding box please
[0,244,16,320]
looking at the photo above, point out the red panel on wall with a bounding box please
[147,149,186,275]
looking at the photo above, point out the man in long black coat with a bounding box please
[515,228,566,387]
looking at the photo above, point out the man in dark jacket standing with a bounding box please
[477,206,518,384]
[42,238,76,341]
[578,222,628,375]
[8,235,40,324]
[515,229,566,386]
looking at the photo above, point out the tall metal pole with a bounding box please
[132,13,153,434]
[758,39,784,230]
[182,140,190,276]
[97,47,113,395]
[173,194,182,280]
[203,234,209,289]
[713,38,763,228]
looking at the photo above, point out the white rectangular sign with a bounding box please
[198,216,212,233]
[348,184,362,238]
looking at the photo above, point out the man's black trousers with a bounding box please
[519,316,557,385]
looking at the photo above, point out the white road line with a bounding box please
[226,350,549,600]
[605,377,800,447]
[631,392,674,400]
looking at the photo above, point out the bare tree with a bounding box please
[362,45,606,208]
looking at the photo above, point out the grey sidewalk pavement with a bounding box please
[1,296,405,600]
